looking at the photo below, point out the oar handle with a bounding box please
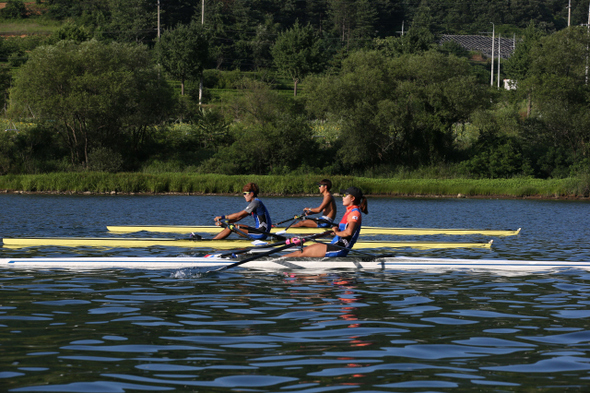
[273,214,304,227]
[217,219,255,240]
[282,211,307,232]
[218,219,286,241]
[241,225,286,240]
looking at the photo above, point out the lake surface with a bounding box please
[1,194,590,392]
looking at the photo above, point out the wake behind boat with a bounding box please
[106,225,521,237]
[2,256,588,272]
[0,237,493,250]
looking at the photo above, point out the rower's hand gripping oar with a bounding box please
[215,219,254,239]
[209,231,332,273]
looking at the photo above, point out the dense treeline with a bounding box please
[0,0,589,190]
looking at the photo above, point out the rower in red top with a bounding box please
[284,186,368,257]
[291,179,337,228]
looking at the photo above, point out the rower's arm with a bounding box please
[306,194,332,215]
[333,219,358,238]
[215,210,249,223]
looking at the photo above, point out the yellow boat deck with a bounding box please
[107,225,520,237]
[1,237,494,250]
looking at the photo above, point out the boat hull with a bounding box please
[107,225,521,237]
[1,237,493,250]
[2,256,588,272]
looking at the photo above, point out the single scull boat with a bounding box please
[106,225,521,237]
[1,237,493,250]
[1,256,587,272]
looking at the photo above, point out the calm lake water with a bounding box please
[1,194,590,392]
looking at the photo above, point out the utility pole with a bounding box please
[568,0,571,27]
[199,0,205,105]
[490,23,495,87]
[157,0,161,80]
[396,21,405,36]
[497,34,501,89]
[157,0,161,40]
[586,2,590,84]
[513,33,516,51]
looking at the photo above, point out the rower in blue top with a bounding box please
[213,182,272,240]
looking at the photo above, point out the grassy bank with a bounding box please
[1,173,589,198]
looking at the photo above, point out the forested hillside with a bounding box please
[0,0,589,187]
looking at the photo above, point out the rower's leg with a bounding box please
[283,243,327,257]
[213,227,232,240]
[290,220,319,228]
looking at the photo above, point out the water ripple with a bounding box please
[4,196,590,391]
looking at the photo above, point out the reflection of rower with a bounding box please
[284,187,368,258]
[291,179,337,228]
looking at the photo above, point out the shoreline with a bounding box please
[1,173,588,200]
[2,189,588,201]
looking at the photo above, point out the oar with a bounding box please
[300,216,334,226]
[242,225,287,241]
[210,231,332,273]
[210,238,291,259]
[217,219,286,241]
[189,220,283,242]
[281,211,307,232]
[216,219,253,239]
[273,214,305,227]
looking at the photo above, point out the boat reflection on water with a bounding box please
[281,272,374,385]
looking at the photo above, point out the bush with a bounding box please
[87,147,123,173]
[1,0,27,19]
[8,50,27,67]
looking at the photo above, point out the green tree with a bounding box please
[54,22,93,43]
[9,40,175,168]
[504,22,546,81]
[107,0,156,43]
[305,50,490,171]
[156,21,209,96]
[374,1,437,58]
[200,80,318,175]
[1,0,27,19]
[327,0,355,47]
[0,65,9,112]
[272,21,324,96]
[350,0,379,45]
[521,27,590,162]
[251,16,280,70]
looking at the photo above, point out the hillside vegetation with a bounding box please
[0,0,589,197]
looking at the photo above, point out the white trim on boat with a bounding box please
[2,256,589,272]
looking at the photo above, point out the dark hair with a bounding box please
[357,196,368,214]
[243,182,260,196]
[318,179,332,190]
[340,186,368,214]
